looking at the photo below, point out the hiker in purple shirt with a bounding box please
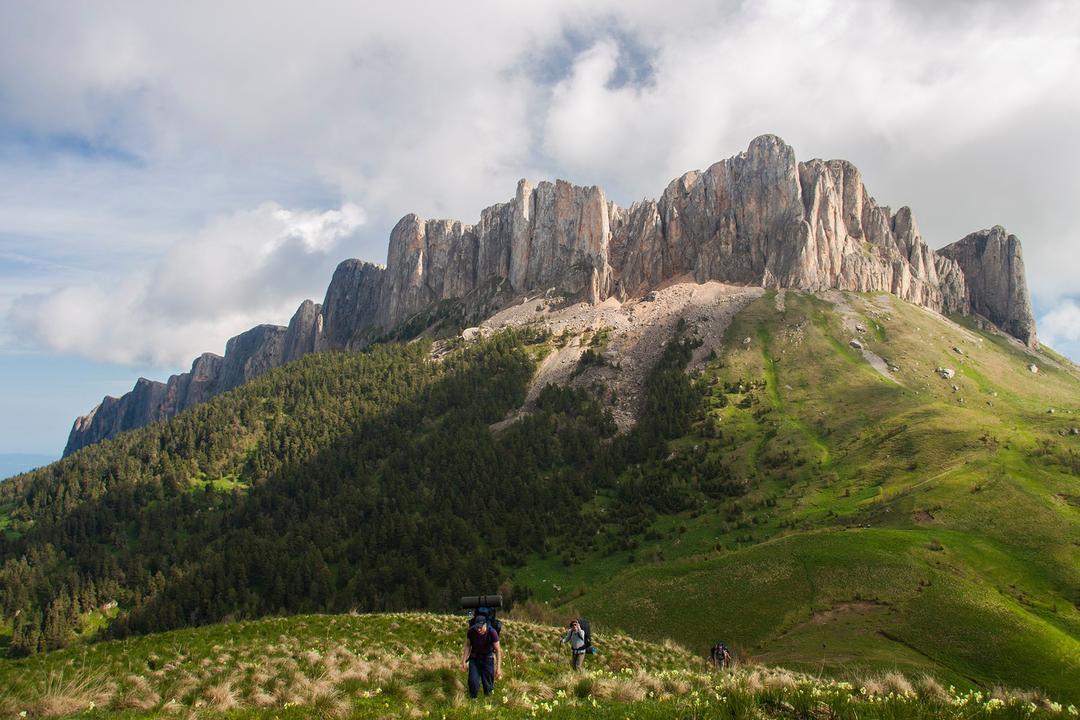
[460,617,502,697]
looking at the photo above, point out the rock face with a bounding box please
[369,136,983,323]
[64,135,1039,456]
[317,260,385,351]
[283,300,322,363]
[64,326,288,457]
[375,178,613,328]
[937,226,1037,347]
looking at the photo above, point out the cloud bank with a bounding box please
[8,203,364,366]
[1,0,1078,367]
[1039,300,1080,352]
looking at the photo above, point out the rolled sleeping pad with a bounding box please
[460,594,503,609]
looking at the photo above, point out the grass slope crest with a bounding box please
[1,613,1076,719]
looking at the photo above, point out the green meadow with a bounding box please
[0,613,1074,719]
[514,291,1080,702]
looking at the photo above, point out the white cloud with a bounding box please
[1039,299,1080,350]
[2,0,1080,369]
[539,1,1080,300]
[7,203,364,366]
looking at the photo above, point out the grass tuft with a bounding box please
[29,669,113,717]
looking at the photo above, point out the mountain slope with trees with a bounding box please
[1,290,1078,702]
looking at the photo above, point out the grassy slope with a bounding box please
[1,613,1074,719]
[514,291,1080,701]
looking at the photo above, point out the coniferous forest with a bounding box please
[0,328,727,655]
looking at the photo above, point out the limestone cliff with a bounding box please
[65,325,288,456]
[375,178,613,328]
[282,299,323,363]
[318,260,385,350]
[938,226,1037,347]
[64,135,1038,456]
[372,136,976,322]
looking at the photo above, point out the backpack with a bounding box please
[711,642,730,666]
[577,617,597,654]
[471,607,503,635]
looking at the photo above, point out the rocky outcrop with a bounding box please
[163,352,225,413]
[66,378,172,452]
[938,227,1037,347]
[64,134,1039,456]
[65,319,292,455]
[283,300,322,363]
[216,325,288,393]
[375,179,613,328]
[934,255,970,316]
[374,135,978,323]
[318,260,385,351]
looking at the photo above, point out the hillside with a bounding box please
[1,612,1075,718]
[513,290,1080,700]
[1,288,1078,702]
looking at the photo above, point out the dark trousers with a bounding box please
[468,656,495,698]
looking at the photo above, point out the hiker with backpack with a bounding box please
[461,616,502,698]
[710,641,732,669]
[562,618,589,670]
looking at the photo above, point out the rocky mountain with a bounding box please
[63,135,1040,456]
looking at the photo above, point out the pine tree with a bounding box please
[8,610,43,657]
[43,594,70,651]
[7,612,30,658]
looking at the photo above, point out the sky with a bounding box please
[1,0,1079,458]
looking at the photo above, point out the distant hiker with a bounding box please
[710,641,732,669]
[562,618,588,670]
[461,616,502,698]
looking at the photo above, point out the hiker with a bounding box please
[461,616,502,698]
[710,641,732,669]
[562,618,588,670]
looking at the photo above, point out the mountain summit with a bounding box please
[63,135,1037,456]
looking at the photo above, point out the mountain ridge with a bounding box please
[63,135,1039,456]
